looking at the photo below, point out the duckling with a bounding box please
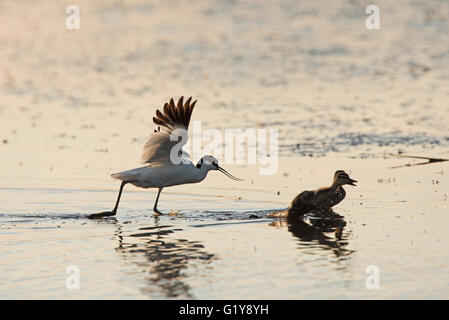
[288,170,357,218]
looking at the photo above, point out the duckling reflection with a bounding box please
[270,216,351,257]
[114,222,215,298]
[288,170,357,218]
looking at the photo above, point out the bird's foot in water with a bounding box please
[153,209,180,217]
[88,210,116,219]
[153,208,164,216]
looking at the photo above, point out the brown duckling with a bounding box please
[287,170,357,218]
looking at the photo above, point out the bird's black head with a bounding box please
[196,155,219,169]
[196,155,242,181]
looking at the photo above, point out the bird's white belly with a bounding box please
[128,164,204,189]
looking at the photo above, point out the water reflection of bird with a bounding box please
[89,97,242,219]
[287,170,357,218]
[114,222,215,298]
[269,216,351,257]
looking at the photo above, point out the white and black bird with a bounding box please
[89,96,242,219]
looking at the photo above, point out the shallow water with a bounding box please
[1,158,448,299]
[1,0,449,299]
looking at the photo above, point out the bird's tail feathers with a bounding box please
[111,169,140,182]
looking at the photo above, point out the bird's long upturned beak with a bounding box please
[347,178,357,186]
[217,166,243,181]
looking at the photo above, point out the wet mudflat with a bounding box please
[1,158,448,299]
[1,0,449,299]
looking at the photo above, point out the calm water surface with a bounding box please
[1,158,448,299]
[1,0,449,299]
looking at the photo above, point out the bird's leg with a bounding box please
[88,181,128,219]
[153,187,164,215]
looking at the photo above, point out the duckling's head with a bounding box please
[333,170,357,186]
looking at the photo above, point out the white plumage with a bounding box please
[110,163,208,189]
[89,96,242,219]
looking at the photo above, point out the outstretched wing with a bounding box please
[141,96,196,164]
